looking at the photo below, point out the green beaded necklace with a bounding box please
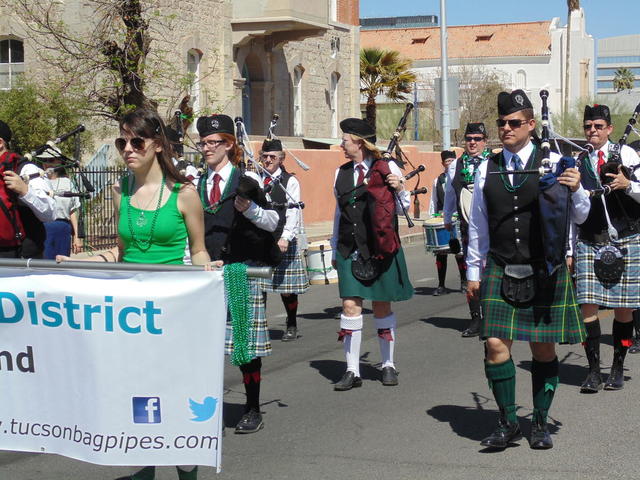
[460,148,491,184]
[223,263,253,366]
[497,146,536,193]
[126,174,166,251]
[199,166,236,214]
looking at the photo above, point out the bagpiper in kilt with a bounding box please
[331,118,413,392]
[196,114,280,435]
[256,138,309,342]
[467,89,590,451]
[574,104,640,393]
[443,122,491,337]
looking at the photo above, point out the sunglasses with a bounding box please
[261,153,279,160]
[196,139,226,149]
[583,123,607,131]
[496,119,527,129]
[465,136,485,142]
[115,137,147,152]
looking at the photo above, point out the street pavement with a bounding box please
[2,241,639,479]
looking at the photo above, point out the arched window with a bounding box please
[187,49,202,113]
[0,38,25,90]
[330,72,340,138]
[516,69,526,90]
[293,66,304,137]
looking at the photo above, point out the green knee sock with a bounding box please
[531,357,559,424]
[176,466,198,480]
[485,358,517,423]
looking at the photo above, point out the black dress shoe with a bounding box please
[381,366,399,386]
[529,420,553,449]
[604,362,624,390]
[282,326,298,342]
[433,286,445,296]
[234,409,264,434]
[334,371,362,391]
[480,420,522,449]
[461,317,481,338]
[580,370,603,393]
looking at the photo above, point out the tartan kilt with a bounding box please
[256,238,309,294]
[575,235,640,308]
[480,258,585,344]
[225,278,272,358]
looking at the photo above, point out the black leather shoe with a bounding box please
[433,286,445,296]
[381,366,399,386]
[282,326,298,342]
[629,338,640,354]
[580,370,603,393]
[334,371,362,391]
[461,316,481,338]
[604,362,624,390]
[234,409,264,434]
[480,420,522,449]
[530,421,553,449]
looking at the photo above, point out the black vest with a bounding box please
[484,148,544,265]
[435,173,446,213]
[199,168,280,265]
[265,170,291,240]
[578,156,640,238]
[335,161,373,259]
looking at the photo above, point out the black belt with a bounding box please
[579,226,640,244]
[54,218,71,223]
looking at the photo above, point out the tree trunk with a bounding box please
[365,95,377,130]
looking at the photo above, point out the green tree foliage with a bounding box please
[0,78,90,157]
[360,48,416,130]
[613,67,635,92]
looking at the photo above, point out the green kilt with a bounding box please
[335,248,413,301]
[480,258,585,344]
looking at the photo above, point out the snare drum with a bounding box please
[306,241,338,285]
[423,217,458,254]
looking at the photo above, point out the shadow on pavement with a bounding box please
[414,286,465,296]
[420,316,468,333]
[309,356,380,383]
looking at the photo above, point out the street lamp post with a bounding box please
[440,0,450,149]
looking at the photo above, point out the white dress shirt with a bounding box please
[466,141,591,281]
[205,162,278,232]
[330,157,410,258]
[263,167,302,241]
[18,163,55,223]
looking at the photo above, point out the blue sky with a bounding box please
[360,0,640,40]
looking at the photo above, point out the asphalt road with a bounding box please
[2,242,639,479]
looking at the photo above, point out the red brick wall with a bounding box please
[337,0,359,26]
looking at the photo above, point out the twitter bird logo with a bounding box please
[189,397,217,422]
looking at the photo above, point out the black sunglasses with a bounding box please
[465,136,485,142]
[496,119,527,128]
[583,123,607,131]
[115,137,146,152]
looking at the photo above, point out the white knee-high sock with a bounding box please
[376,313,396,368]
[340,314,363,377]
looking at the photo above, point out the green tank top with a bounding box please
[118,176,187,264]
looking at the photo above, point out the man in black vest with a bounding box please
[0,120,55,258]
[443,122,491,337]
[467,90,589,450]
[574,104,640,392]
[428,150,466,296]
[196,114,279,434]
[258,138,309,341]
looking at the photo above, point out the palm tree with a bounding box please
[613,67,635,92]
[564,0,580,115]
[360,48,416,129]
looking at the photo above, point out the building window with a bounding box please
[598,55,640,64]
[187,49,202,113]
[597,80,615,90]
[515,70,526,90]
[293,66,304,137]
[0,39,25,90]
[330,72,340,138]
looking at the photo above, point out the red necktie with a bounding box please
[355,164,365,186]
[209,173,221,205]
[597,150,606,174]
[264,176,272,187]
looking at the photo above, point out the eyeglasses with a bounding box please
[465,136,485,142]
[115,137,147,152]
[496,119,527,129]
[196,139,226,149]
[583,123,607,131]
[261,154,279,160]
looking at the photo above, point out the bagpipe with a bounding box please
[266,114,310,172]
[599,101,640,192]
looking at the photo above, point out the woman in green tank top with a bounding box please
[57,109,211,480]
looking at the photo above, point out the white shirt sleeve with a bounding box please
[388,160,410,212]
[242,171,279,232]
[443,162,457,223]
[621,145,640,203]
[18,163,55,222]
[429,177,438,216]
[465,160,489,282]
[281,175,301,241]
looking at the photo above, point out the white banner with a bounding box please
[0,268,226,471]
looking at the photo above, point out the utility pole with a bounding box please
[439,0,450,149]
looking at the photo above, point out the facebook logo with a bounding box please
[132,397,161,424]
